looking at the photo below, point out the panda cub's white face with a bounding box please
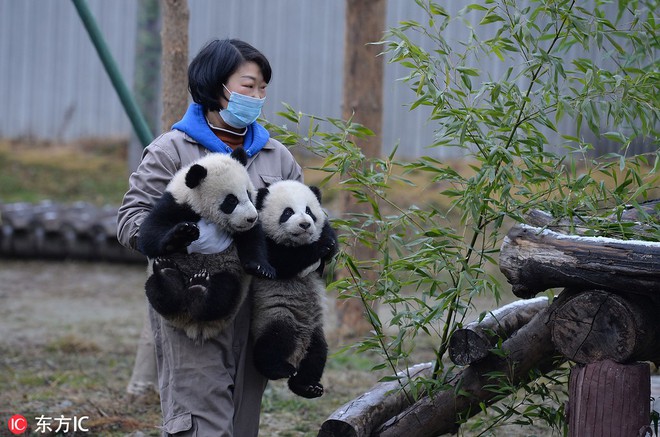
[168,153,258,233]
[259,180,325,247]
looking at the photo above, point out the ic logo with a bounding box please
[8,414,28,435]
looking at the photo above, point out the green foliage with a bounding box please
[266,0,658,434]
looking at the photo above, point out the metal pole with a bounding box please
[71,0,154,147]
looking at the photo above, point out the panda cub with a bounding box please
[251,180,338,398]
[137,147,274,342]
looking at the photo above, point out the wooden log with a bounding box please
[568,360,651,437]
[374,307,562,437]
[318,362,433,437]
[523,209,588,234]
[449,296,549,366]
[524,200,660,237]
[499,224,660,298]
[550,289,660,365]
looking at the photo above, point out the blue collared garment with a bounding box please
[172,103,270,157]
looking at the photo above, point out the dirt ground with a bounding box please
[0,259,383,437]
[0,260,162,436]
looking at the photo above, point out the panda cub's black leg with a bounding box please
[253,320,298,380]
[188,271,243,322]
[287,326,327,398]
[146,258,188,316]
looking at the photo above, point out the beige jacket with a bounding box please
[117,129,303,251]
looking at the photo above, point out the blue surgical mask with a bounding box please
[219,85,266,128]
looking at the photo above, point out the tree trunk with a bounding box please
[336,0,386,338]
[568,360,651,437]
[499,224,660,298]
[318,362,434,437]
[160,0,189,132]
[375,307,561,437]
[550,289,660,365]
[449,296,549,366]
[342,0,385,158]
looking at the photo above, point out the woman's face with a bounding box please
[222,61,267,104]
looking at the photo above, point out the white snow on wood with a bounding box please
[518,224,660,249]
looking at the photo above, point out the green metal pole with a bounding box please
[71,0,154,147]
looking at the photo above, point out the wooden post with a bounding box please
[336,0,386,338]
[568,360,651,437]
[160,0,189,132]
[342,0,385,158]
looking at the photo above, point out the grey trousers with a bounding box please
[149,296,267,436]
[126,305,158,395]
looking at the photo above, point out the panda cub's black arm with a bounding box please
[314,220,339,276]
[137,192,201,257]
[233,223,276,279]
[318,220,339,262]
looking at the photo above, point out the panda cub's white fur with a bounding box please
[250,180,338,398]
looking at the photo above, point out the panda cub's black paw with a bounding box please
[318,239,337,259]
[244,261,276,280]
[288,380,324,399]
[153,257,180,277]
[189,270,220,322]
[163,222,199,252]
[187,269,210,294]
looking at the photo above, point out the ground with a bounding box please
[0,259,383,437]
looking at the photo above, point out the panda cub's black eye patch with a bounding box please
[279,207,294,223]
[220,194,239,214]
[306,207,317,222]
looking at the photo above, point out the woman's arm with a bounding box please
[117,138,180,251]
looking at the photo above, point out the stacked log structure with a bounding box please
[0,201,144,263]
[499,204,659,437]
[319,202,659,436]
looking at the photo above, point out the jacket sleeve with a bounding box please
[116,138,180,251]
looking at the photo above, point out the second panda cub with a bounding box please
[251,180,338,398]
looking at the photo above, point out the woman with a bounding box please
[117,38,302,436]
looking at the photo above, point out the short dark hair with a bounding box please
[188,39,272,111]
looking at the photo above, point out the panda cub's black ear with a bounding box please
[185,164,207,188]
[256,187,269,210]
[309,186,322,204]
[230,147,248,166]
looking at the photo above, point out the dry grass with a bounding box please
[0,139,129,205]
